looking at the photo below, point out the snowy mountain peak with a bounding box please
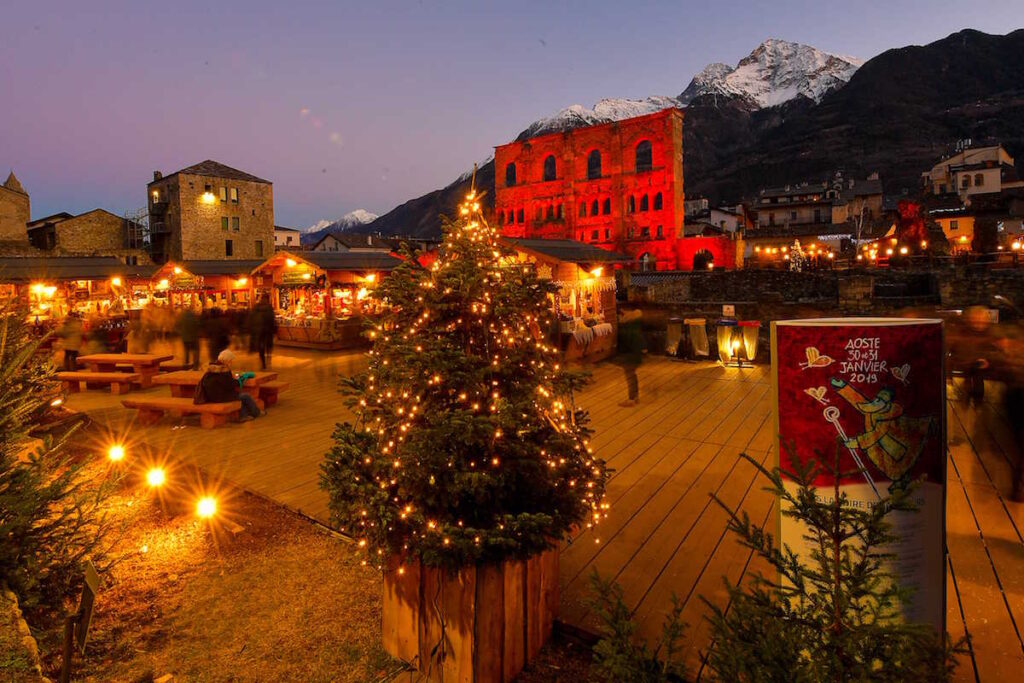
[516,96,682,140]
[679,39,863,108]
[305,209,379,233]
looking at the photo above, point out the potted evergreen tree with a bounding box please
[321,186,609,681]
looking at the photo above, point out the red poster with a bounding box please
[771,318,946,632]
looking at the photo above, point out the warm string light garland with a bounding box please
[322,188,610,572]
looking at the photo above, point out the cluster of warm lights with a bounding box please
[103,443,218,520]
[338,187,609,572]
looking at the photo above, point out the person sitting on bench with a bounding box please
[194,350,261,421]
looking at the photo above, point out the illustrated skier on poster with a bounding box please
[829,378,935,488]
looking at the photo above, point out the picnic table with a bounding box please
[152,370,279,398]
[76,353,173,388]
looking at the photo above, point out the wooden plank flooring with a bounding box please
[67,348,1024,681]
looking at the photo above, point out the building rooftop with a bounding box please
[2,171,26,195]
[274,225,301,232]
[0,256,156,282]
[150,160,271,185]
[303,252,403,272]
[504,238,633,264]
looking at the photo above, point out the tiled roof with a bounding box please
[274,225,301,232]
[303,252,403,272]
[151,160,271,185]
[181,260,266,276]
[0,256,157,282]
[504,238,633,264]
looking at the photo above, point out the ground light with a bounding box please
[196,496,217,519]
[108,444,125,462]
[146,468,166,488]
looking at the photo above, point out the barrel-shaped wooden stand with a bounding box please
[382,549,559,682]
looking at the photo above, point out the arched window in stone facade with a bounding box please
[635,140,652,172]
[543,155,557,182]
[587,150,602,180]
[603,198,611,215]
[640,195,649,212]
[505,163,517,187]
[591,199,599,216]
[653,192,663,210]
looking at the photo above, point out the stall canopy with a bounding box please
[302,252,403,273]
[501,239,633,267]
[0,256,157,283]
[180,260,265,277]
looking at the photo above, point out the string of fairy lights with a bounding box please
[333,188,610,572]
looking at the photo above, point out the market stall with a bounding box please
[502,238,630,363]
[149,261,260,312]
[251,251,401,349]
[0,256,157,349]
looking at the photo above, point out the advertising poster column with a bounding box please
[770,318,946,632]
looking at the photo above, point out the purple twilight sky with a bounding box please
[1,1,1021,229]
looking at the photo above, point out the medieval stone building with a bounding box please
[147,160,274,263]
[495,108,684,270]
[0,171,30,244]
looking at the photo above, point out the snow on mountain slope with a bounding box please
[305,209,379,233]
[516,96,682,140]
[679,39,863,108]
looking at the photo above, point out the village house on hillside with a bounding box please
[922,144,1024,198]
[310,233,395,253]
[147,160,274,264]
[495,108,685,271]
[273,225,301,250]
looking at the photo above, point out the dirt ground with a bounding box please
[29,470,595,682]
[39,483,396,682]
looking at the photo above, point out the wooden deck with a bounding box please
[67,350,1024,680]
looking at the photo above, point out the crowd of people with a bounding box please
[56,298,279,371]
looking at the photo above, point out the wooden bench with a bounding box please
[121,396,264,429]
[256,380,290,407]
[59,371,139,395]
[160,360,192,372]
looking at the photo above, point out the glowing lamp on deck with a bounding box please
[921,240,928,249]
[196,496,217,519]
[827,252,835,259]
[856,254,863,261]
[146,468,166,488]
[899,247,908,255]
[108,445,125,462]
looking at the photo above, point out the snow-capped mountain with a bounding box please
[678,39,863,108]
[516,96,682,140]
[514,40,860,139]
[305,209,379,233]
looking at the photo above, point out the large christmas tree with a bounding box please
[321,186,609,570]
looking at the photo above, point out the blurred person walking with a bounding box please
[177,307,201,370]
[57,313,83,370]
[614,309,645,406]
[252,297,277,370]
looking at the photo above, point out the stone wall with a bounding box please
[176,173,274,261]
[54,210,123,252]
[0,585,47,682]
[0,185,30,242]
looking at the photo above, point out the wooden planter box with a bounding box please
[382,549,559,682]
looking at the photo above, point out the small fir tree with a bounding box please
[321,187,609,569]
[703,446,959,682]
[587,570,686,682]
[0,301,115,622]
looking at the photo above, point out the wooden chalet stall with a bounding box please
[0,256,157,351]
[251,251,401,350]
[503,238,629,363]
[149,260,261,312]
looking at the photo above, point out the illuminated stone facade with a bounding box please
[148,160,274,263]
[495,109,684,270]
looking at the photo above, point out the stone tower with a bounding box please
[0,171,30,243]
